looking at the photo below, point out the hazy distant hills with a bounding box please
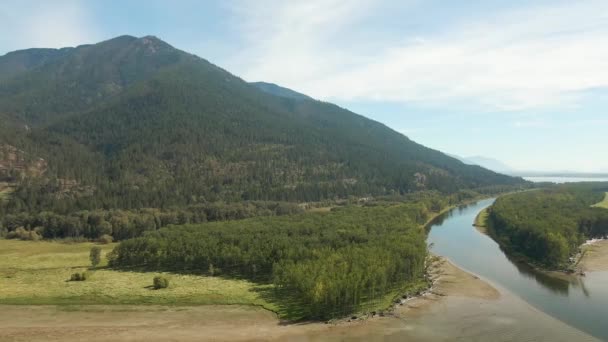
[0,35,524,211]
[448,153,608,178]
[461,156,513,174]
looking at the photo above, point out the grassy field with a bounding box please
[0,239,421,320]
[0,239,277,311]
[592,192,608,209]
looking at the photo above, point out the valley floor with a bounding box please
[0,257,596,341]
[0,240,274,309]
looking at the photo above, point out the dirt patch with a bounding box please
[0,305,324,342]
[579,240,608,272]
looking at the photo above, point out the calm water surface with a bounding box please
[427,198,608,341]
[524,176,608,183]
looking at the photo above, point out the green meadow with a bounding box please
[0,240,276,310]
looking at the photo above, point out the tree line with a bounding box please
[488,183,608,268]
[1,187,518,242]
[108,200,443,319]
[0,201,302,240]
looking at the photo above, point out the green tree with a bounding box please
[89,246,102,268]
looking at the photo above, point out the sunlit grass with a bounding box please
[0,240,277,311]
[0,239,427,320]
[592,192,608,209]
[474,207,490,233]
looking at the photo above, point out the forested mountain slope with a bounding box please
[250,81,312,100]
[0,35,524,215]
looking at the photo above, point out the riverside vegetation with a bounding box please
[0,190,502,320]
[0,35,528,321]
[110,203,430,319]
[487,183,608,269]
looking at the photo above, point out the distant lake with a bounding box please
[524,176,608,183]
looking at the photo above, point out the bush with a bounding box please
[6,227,41,241]
[98,234,113,244]
[90,246,102,268]
[70,271,89,281]
[153,276,169,289]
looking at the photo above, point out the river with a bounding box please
[427,198,608,341]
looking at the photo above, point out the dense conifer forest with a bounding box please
[109,198,440,319]
[488,183,608,268]
[0,35,523,231]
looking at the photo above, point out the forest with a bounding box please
[0,35,524,223]
[109,200,438,319]
[0,201,302,240]
[0,187,516,241]
[488,183,608,268]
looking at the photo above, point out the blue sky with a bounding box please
[1,0,607,172]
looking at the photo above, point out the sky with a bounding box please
[1,0,607,172]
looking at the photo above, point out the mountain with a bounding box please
[462,156,513,174]
[447,154,513,174]
[0,35,524,213]
[0,35,189,128]
[250,82,312,100]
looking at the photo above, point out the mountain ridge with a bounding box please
[0,35,525,213]
[250,81,312,100]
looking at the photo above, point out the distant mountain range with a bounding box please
[448,154,513,173]
[0,35,524,212]
[511,171,608,178]
[448,154,608,178]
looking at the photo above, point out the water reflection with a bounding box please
[426,199,608,340]
[427,203,586,297]
[503,251,570,295]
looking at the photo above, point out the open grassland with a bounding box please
[592,192,608,209]
[0,239,419,320]
[0,240,277,311]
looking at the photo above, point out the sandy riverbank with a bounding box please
[579,240,608,272]
[0,257,595,342]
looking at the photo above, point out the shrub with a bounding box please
[153,276,169,289]
[70,271,89,281]
[6,227,41,241]
[90,246,102,268]
[98,234,113,244]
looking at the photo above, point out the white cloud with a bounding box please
[0,1,101,54]
[224,0,375,85]
[227,0,608,111]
